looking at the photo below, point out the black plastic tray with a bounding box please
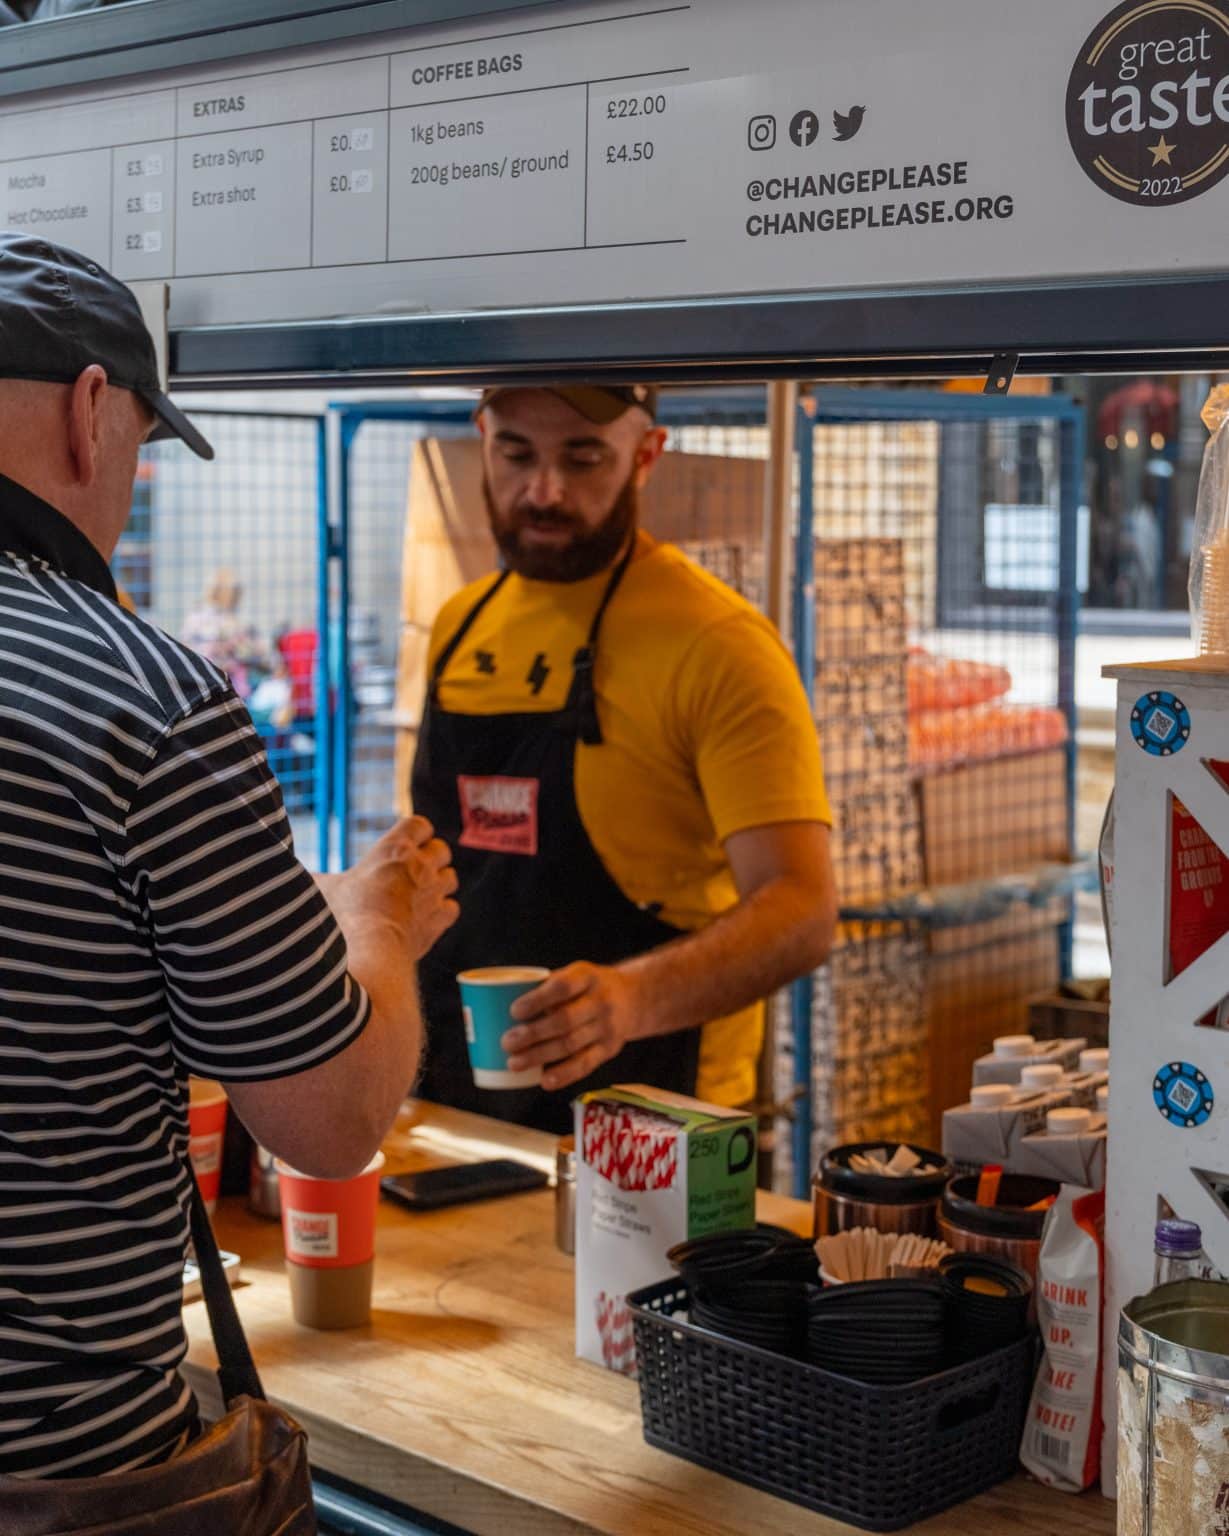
[627,1277,1032,1533]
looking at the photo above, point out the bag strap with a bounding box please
[187,1175,265,1405]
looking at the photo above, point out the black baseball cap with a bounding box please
[477,384,658,424]
[0,232,213,460]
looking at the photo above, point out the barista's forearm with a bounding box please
[620,874,835,1040]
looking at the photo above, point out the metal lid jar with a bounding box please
[812,1142,951,1238]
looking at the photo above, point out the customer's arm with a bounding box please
[127,690,456,1180]
[226,818,458,1177]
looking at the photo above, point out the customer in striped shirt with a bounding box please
[0,233,459,1477]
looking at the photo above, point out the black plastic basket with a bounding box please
[627,1278,1032,1532]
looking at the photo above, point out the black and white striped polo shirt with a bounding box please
[0,471,370,1479]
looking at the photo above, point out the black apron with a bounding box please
[411,546,699,1133]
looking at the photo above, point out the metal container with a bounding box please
[1118,1279,1229,1536]
[248,1143,281,1220]
[812,1142,951,1239]
[938,1173,1059,1314]
[555,1136,576,1256]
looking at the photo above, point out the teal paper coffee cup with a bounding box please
[458,967,550,1089]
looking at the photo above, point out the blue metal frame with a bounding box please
[806,387,1085,427]
[326,388,769,430]
[790,402,817,1192]
[333,412,363,870]
[314,415,334,873]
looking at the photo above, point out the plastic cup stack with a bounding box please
[939,1252,1032,1362]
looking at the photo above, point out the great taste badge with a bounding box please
[1067,0,1229,205]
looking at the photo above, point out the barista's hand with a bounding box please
[320,815,459,962]
[503,962,641,1091]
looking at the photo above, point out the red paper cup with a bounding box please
[276,1152,385,1329]
[187,1078,228,1215]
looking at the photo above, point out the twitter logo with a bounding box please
[833,105,865,142]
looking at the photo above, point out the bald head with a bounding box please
[0,367,154,562]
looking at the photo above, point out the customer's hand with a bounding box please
[323,815,458,961]
[502,962,640,1091]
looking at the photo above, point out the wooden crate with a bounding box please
[773,925,930,1189]
[918,748,1071,888]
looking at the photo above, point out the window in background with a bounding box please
[1078,373,1221,615]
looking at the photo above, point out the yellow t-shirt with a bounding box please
[428,531,830,1106]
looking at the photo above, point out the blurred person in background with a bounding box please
[181,567,272,702]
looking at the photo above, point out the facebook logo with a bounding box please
[789,110,820,147]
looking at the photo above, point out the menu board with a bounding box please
[0,0,1226,332]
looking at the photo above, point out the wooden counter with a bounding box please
[185,1102,1113,1536]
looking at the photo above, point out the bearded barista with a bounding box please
[411,385,835,1133]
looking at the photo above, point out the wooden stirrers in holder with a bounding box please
[816,1228,951,1284]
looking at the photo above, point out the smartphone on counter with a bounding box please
[380,1159,548,1212]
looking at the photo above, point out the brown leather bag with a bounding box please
[0,1182,316,1535]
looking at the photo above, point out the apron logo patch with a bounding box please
[457,774,540,856]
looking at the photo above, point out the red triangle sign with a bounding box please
[1169,781,1229,1025]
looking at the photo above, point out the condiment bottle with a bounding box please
[1153,1219,1211,1285]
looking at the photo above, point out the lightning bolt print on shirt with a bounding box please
[526,652,551,695]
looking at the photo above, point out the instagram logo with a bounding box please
[747,114,776,151]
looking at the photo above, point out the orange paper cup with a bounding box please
[276,1152,385,1329]
[187,1078,229,1215]
[276,1151,385,1269]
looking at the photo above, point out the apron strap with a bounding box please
[564,538,637,747]
[429,570,511,701]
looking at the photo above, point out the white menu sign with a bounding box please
[0,0,1226,330]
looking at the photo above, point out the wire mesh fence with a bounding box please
[114,409,327,869]
[342,415,437,863]
[774,390,1085,1194]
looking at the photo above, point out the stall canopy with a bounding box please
[0,0,1227,386]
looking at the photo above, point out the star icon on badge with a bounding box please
[1148,135,1176,166]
